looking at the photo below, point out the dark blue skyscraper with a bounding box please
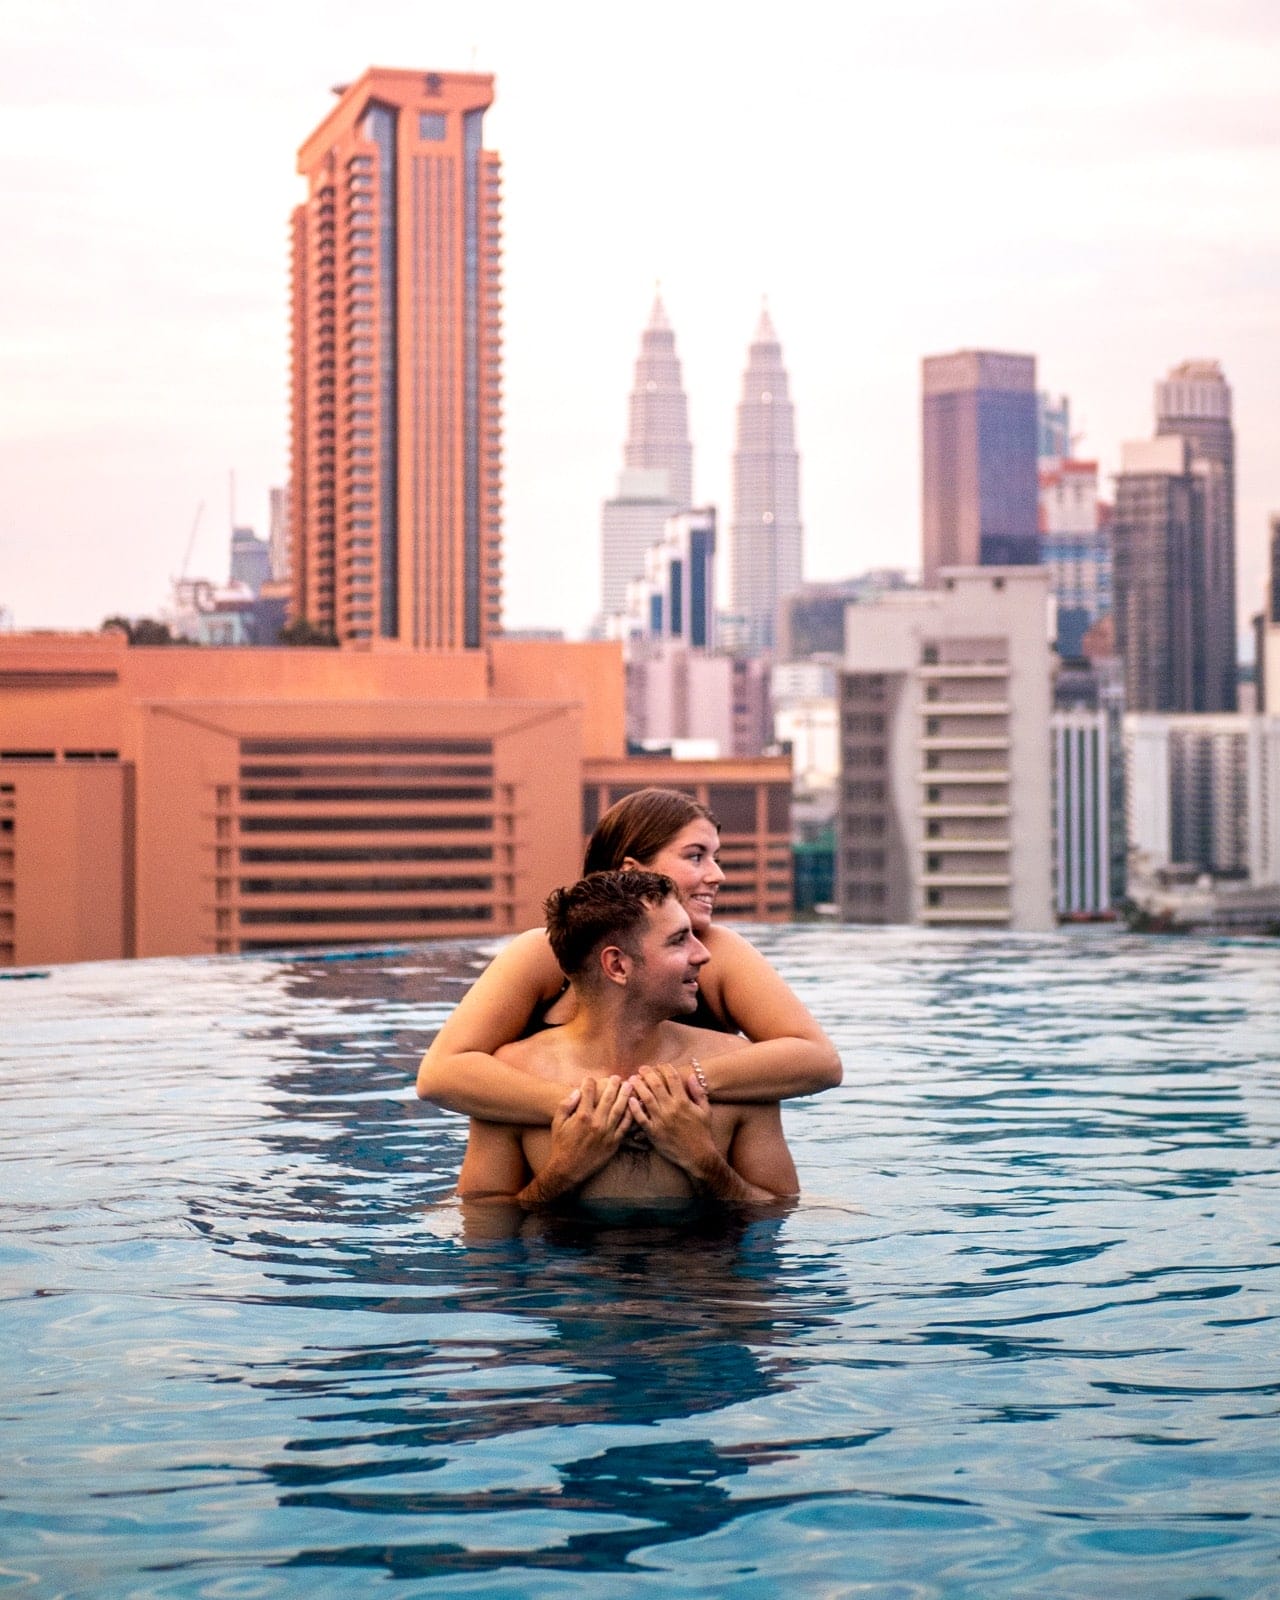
[921,350,1038,585]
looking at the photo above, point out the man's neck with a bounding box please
[559,990,674,1075]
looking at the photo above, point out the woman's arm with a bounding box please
[696,927,842,1102]
[416,929,568,1125]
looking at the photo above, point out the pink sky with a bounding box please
[2,0,1278,648]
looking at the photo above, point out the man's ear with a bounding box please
[599,943,631,986]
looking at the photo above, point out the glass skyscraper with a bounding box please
[921,350,1039,585]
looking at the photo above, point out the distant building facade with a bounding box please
[838,567,1054,930]
[778,571,914,661]
[230,526,272,595]
[289,68,502,648]
[921,350,1039,585]
[600,297,693,618]
[0,633,625,965]
[1037,391,1071,459]
[1126,713,1280,884]
[1054,654,1127,916]
[1038,459,1112,658]
[619,509,716,651]
[1052,708,1121,917]
[772,659,839,846]
[1114,361,1237,713]
[268,487,291,583]
[1154,360,1237,711]
[626,647,772,759]
[729,307,803,656]
[1252,513,1280,714]
[1112,436,1220,712]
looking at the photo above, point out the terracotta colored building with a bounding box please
[290,68,502,648]
[0,636,618,964]
[1,637,792,966]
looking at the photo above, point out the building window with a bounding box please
[419,112,447,141]
[707,785,758,833]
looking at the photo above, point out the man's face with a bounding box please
[627,895,710,1016]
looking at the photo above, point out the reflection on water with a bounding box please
[2,927,1278,1596]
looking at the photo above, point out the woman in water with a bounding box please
[416,787,842,1122]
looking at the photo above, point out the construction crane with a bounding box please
[178,501,204,585]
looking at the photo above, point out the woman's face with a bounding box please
[634,819,725,934]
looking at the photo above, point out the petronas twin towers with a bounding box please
[600,295,803,655]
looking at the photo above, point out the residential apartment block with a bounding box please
[838,568,1054,930]
[1126,713,1280,884]
[290,68,503,648]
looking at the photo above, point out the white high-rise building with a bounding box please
[1126,713,1280,884]
[1052,708,1118,916]
[600,296,694,617]
[729,306,803,656]
[839,567,1055,931]
[618,509,717,652]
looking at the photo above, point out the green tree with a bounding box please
[277,618,339,647]
[100,616,184,645]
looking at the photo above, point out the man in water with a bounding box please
[456,870,798,1212]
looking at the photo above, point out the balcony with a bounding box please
[918,769,1010,786]
[919,736,1010,753]
[920,871,1012,889]
[918,837,1010,853]
[920,906,1011,925]
[918,802,1011,819]
[918,662,1009,679]
[918,699,1010,716]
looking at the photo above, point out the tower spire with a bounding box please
[729,307,802,656]
[598,297,695,617]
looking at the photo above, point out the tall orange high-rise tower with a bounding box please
[290,68,502,648]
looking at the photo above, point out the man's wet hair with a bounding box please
[544,869,678,978]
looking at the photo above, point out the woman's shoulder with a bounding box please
[491,927,563,988]
[701,923,759,963]
[694,924,761,1012]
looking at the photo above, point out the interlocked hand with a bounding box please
[626,1063,716,1174]
[546,1076,633,1186]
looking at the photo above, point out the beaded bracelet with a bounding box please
[690,1058,709,1095]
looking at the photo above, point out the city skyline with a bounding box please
[2,0,1279,649]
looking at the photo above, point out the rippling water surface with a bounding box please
[2,927,1279,1598]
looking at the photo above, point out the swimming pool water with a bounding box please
[2,926,1278,1597]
